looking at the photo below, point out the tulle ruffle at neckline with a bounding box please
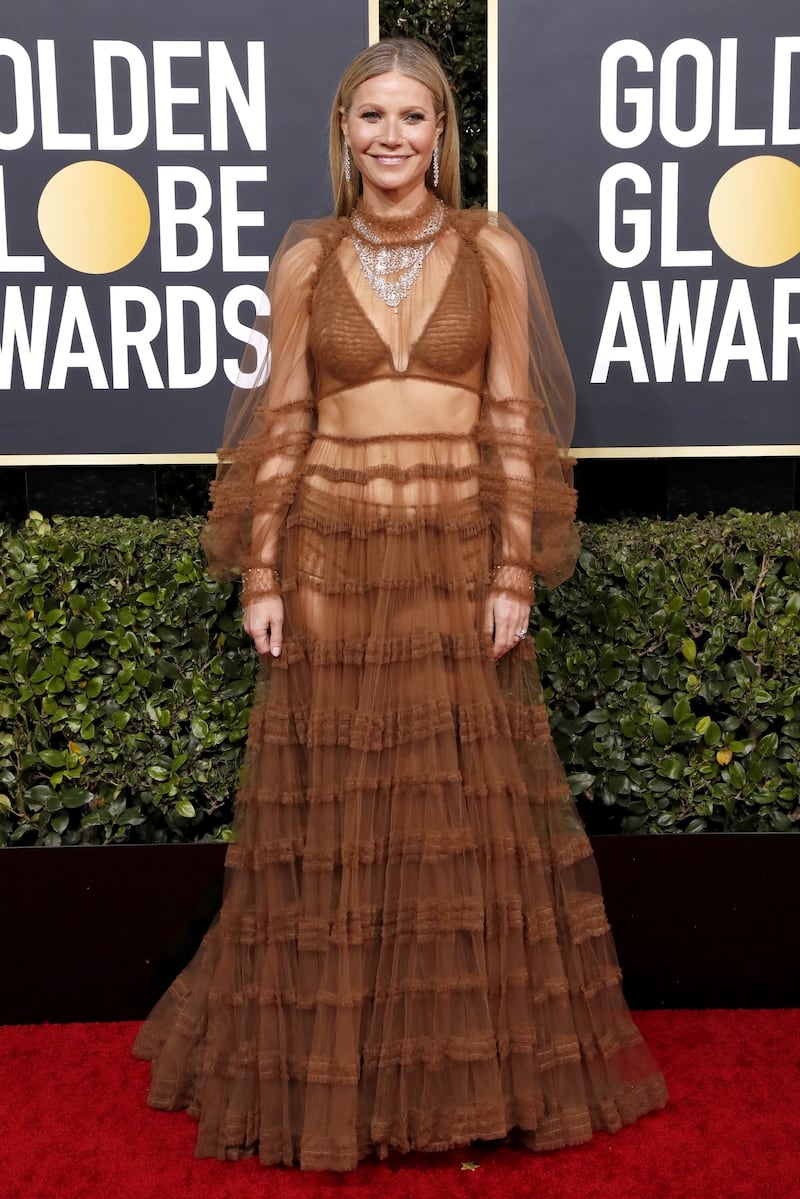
[350,191,445,245]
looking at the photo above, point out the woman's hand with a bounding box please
[484,591,531,662]
[243,597,285,657]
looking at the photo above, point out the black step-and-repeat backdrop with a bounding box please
[0,2,370,460]
[496,0,800,454]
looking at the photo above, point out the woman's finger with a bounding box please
[490,597,530,661]
[267,610,283,657]
[243,600,284,658]
[251,623,270,656]
[492,606,515,661]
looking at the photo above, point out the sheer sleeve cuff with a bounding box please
[241,565,281,604]
[490,562,536,601]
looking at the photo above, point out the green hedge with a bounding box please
[543,513,800,835]
[0,515,254,847]
[1,511,798,846]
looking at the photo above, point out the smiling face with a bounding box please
[341,70,443,213]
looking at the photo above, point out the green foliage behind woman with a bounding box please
[2,511,797,845]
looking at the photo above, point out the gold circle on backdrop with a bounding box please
[708,155,800,268]
[38,161,151,274]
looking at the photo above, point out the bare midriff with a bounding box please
[316,377,481,440]
[305,379,484,510]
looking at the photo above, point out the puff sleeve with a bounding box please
[201,221,327,595]
[471,213,579,596]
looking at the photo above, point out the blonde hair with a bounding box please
[329,38,461,217]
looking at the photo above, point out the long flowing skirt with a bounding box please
[133,434,668,1171]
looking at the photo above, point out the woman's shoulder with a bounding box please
[448,206,532,278]
[277,214,346,254]
[271,215,348,285]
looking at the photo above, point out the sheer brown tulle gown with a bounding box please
[132,198,668,1170]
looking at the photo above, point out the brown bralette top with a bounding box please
[309,212,489,400]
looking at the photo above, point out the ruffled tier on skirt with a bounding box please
[133,434,668,1170]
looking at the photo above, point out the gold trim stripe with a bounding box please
[1,445,798,467]
[368,0,379,44]
[572,445,800,460]
[0,454,219,466]
[487,0,499,211]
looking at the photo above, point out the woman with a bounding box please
[134,38,668,1171]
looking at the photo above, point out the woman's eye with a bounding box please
[357,111,426,123]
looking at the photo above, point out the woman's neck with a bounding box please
[357,181,433,219]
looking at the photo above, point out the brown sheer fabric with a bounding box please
[133,196,668,1170]
[200,199,579,598]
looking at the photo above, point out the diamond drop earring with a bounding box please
[432,144,440,189]
[344,141,351,184]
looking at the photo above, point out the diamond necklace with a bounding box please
[349,198,445,311]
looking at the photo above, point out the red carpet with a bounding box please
[1,1011,798,1199]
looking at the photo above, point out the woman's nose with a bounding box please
[380,120,403,146]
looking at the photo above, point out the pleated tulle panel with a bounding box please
[133,443,667,1170]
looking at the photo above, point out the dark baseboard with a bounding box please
[1,458,798,525]
[4,834,797,1024]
